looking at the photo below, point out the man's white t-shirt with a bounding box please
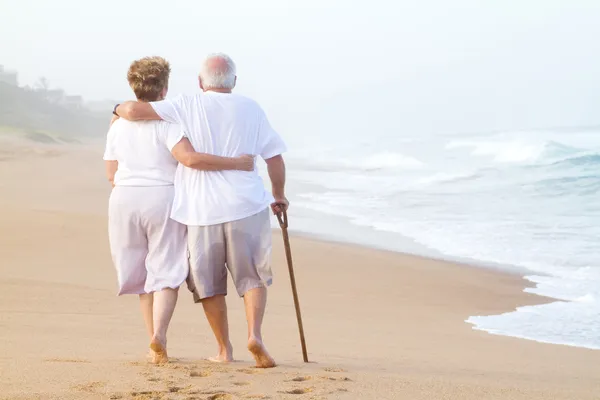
[151,91,287,226]
[103,119,184,186]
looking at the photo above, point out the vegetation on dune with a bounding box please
[0,80,110,142]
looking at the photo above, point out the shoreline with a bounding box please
[286,217,600,353]
[283,222,543,278]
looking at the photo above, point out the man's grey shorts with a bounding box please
[186,208,273,302]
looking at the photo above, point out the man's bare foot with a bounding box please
[149,338,168,364]
[247,337,276,368]
[207,343,233,363]
[207,354,233,363]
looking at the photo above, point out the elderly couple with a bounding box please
[103,53,287,368]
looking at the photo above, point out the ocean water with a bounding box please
[275,126,600,350]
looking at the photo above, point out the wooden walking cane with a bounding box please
[276,209,309,363]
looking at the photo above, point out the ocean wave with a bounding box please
[417,171,481,185]
[445,139,583,165]
[360,152,424,170]
[547,152,600,167]
[288,151,425,173]
[466,302,600,351]
[468,266,600,350]
[531,174,600,191]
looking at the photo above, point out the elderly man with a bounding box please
[114,53,287,368]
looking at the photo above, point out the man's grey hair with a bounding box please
[199,53,237,90]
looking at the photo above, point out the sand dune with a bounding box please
[1,136,599,399]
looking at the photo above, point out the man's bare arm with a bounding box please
[116,102,161,121]
[265,154,288,213]
[171,138,254,171]
[105,160,118,187]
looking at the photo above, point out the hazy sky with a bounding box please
[1,0,600,139]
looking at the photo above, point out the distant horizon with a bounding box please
[3,72,600,138]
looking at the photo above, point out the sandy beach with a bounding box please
[1,136,599,400]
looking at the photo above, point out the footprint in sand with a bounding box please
[233,381,251,386]
[128,390,166,399]
[181,388,203,396]
[71,381,106,392]
[127,361,148,367]
[291,376,312,382]
[206,393,234,400]
[155,362,183,371]
[280,387,315,395]
[323,367,346,373]
[237,368,261,375]
[189,369,211,377]
[321,376,352,382]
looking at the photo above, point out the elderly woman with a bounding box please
[103,56,253,364]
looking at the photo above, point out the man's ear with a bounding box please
[199,77,205,91]
[233,76,237,89]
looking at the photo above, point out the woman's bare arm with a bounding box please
[105,160,118,187]
[171,138,254,171]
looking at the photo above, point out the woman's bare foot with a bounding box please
[149,337,168,364]
[247,337,276,368]
[207,343,233,363]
